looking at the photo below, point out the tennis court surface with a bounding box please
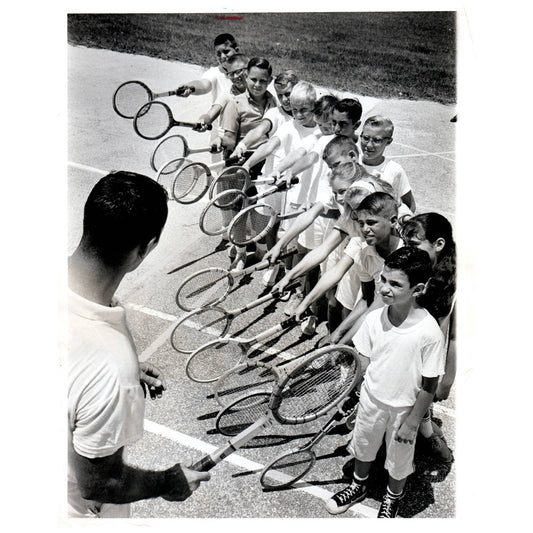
[68,44,456,519]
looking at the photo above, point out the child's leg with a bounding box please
[377,475,407,518]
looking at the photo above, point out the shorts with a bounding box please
[348,385,415,481]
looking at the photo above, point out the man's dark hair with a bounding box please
[384,246,433,287]
[214,33,238,48]
[81,171,168,266]
[333,98,363,123]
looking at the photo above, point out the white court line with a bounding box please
[391,151,455,160]
[144,419,375,518]
[391,142,455,162]
[68,161,108,175]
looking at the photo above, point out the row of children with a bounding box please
[177,33,456,518]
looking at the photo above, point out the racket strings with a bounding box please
[261,450,315,488]
[232,205,275,245]
[177,270,231,310]
[174,165,210,203]
[215,365,276,406]
[215,393,270,436]
[135,101,172,139]
[152,136,187,174]
[114,82,151,119]
[201,201,234,235]
[276,350,358,421]
[171,308,230,354]
[213,168,248,195]
[187,340,244,382]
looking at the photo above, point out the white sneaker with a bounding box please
[300,315,317,336]
[262,264,280,287]
[284,291,304,315]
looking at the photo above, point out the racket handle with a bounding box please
[177,121,213,131]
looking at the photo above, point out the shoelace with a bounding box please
[335,482,363,504]
[379,494,399,517]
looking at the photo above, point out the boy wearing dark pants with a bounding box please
[325,247,445,518]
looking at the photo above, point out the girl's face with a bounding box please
[246,67,271,100]
[403,231,441,266]
[330,176,355,206]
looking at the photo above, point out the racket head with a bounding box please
[134,101,173,140]
[214,361,277,407]
[199,189,247,236]
[175,267,233,311]
[113,80,153,119]
[155,157,192,196]
[151,134,189,173]
[170,306,231,354]
[270,345,361,425]
[208,166,251,199]
[185,337,248,383]
[260,449,316,489]
[228,203,277,246]
[172,162,212,204]
[215,391,271,436]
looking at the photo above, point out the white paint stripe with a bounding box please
[144,419,375,518]
[68,161,108,175]
[125,302,178,322]
[390,151,455,160]
[432,404,455,418]
[391,142,455,162]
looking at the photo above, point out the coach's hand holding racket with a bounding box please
[160,463,210,501]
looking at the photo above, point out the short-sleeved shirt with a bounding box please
[222,91,277,149]
[353,307,445,407]
[263,106,293,137]
[360,158,412,200]
[351,238,403,286]
[201,66,232,104]
[335,235,367,310]
[67,289,145,517]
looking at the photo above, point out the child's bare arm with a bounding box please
[195,104,223,132]
[277,149,317,176]
[265,203,326,264]
[395,376,439,444]
[242,137,281,171]
[293,254,354,320]
[401,191,416,213]
[435,307,456,401]
[271,228,344,293]
[230,120,273,159]
[177,79,213,96]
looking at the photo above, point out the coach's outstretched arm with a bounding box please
[72,447,210,504]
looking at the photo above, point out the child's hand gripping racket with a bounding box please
[184,310,316,383]
[170,280,300,355]
[190,345,361,472]
[134,101,212,140]
[112,80,191,119]
[175,249,297,311]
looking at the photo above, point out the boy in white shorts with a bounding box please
[325,246,445,518]
[359,115,416,212]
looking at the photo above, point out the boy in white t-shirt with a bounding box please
[325,246,445,518]
[359,115,416,212]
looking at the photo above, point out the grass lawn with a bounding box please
[67,12,456,104]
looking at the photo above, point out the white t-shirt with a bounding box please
[335,235,366,310]
[355,238,403,285]
[353,307,445,407]
[202,66,233,142]
[263,106,292,137]
[360,158,412,200]
[67,289,145,518]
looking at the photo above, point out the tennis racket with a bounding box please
[170,160,226,204]
[175,249,297,311]
[228,203,308,246]
[190,345,361,472]
[207,165,274,200]
[112,80,192,119]
[170,280,300,354]
[259,394,360,489]
[150,134,222,174]
[134,101,212,140]
[184,311,316,383]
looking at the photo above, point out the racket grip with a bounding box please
[191,456,217,472]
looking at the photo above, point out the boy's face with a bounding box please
[360,124,393,164]
[226,61,248,92]
[275,83,295,113]
[378,266,418,306]
[246,66,271,100]
[290,97,316,127]
[331,110,359,137]
[315,115,334,135]
[356,210,395,246]
[214,41,238,66]
[325,147,359,182]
